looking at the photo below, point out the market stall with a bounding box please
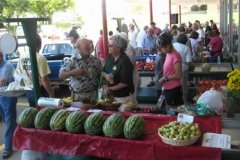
[13,112,222,160]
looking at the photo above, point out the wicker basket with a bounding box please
[99,102,121,111]
[81,103,99,110]
[158,130,200,146]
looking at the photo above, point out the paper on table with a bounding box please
[177,113,194,123]
[87,109,103,113]
[66,107,80,112]
[202,132,231,149]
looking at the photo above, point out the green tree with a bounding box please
[28,0,74,17]
[0,0,74,18]
[1,0,29,18]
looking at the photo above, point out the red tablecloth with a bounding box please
[13,112,222,160]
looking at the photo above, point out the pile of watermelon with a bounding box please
[18,108,145,140]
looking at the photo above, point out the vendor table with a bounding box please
[13,112,222,160]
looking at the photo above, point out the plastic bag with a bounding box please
[21,150,49,160]
[197,89,223,113]
[14,69,33,88]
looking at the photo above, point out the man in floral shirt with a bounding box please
[59,38,102,101]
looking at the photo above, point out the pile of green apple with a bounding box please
[158,121,201,140]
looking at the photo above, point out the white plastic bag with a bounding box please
[197,89,223,113]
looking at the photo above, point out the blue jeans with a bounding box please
[26,87,49,107]
[0,96,17,151]
[26,90,36,107]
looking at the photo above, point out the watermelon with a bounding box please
[50,109,70,131]
[18,107,38,128]
[84,112,106,135]
[34,108,55,129]
[124,115,145,140]
[103,113,126,138]
[66,111,87,133]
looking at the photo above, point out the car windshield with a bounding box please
[42,43,73,55]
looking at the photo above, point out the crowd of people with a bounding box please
[0,19,224,159]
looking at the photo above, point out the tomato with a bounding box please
[222,80,228,85]
[199,80,205,86]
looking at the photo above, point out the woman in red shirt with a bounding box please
[208,30,223,63]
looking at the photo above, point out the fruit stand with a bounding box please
[188,63,232,101]
[136,55,158,103]
[13,111,222,160]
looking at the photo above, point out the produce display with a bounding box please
[34,108,55,129]
[66,111,87,133]
[198,79,227,95]
[18,108,146,140]
[120,101,136,112]
[97,90,121,111]
[18,107,38,128]
[124,115,145,140]
[135,55,156,71]
[50,109,70,131]
[103,113,126,138]
[158,121,201,146]
[84,112,106,135]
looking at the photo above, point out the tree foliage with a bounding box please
[28,0,74,17]
[0,0,74,18]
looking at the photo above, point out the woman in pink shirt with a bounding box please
[157,32,183,107]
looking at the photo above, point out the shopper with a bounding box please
[173,33,192,104]
[157,32,183,108]
[0,49,17,159]
[59,38,102,101]
[17,34,54,107]
[208,30,223,63]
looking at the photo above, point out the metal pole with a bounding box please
[101,0,109,60]
[229,0,233,56]
[179,5,181,25]
[169,0,172,27]
[149,0,153,23]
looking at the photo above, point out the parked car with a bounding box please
[6,41,74,85]
[41,41,73,60]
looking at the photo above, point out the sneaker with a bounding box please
[2,150,12,159]
[147,81,155,87]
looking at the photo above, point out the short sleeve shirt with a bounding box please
[60,55,102,93]
[16,54,51,86]
[163,50,182,90]
[173,43,192,72]
[103,54,134,97]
